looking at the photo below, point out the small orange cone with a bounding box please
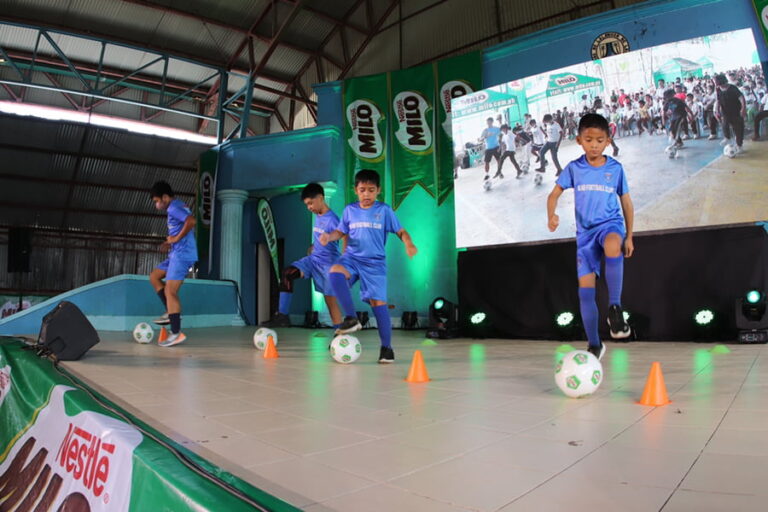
[158,327,168,343]
[405,350,430,383]
[638,361,671,406]
[263,335,279,359]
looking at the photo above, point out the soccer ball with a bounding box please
[534,173,543,185]
[723,144,737,158]
[253,327,278,350]
[483,179,492,191]
[665,145,677,159]
[132,322,154,344]
[555,350,603,398]
[329,335,362,364]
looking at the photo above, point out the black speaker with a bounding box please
[38,301,100,361]
[8,227,31,273]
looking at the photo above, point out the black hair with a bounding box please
[355,169,380,188]
[150,180,174,198]
[714,73,728,86]
[542,114,553,123]
[486,117,494,122]
[501,123,510,130]
[301,182,324,200]
[663,88,676,100]
[639,99,646,106]
[577,113,610,136]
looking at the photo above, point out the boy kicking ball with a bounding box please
[319,170,417,364]
[547,114,634,360]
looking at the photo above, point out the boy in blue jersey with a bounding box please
[261,183,343,330]
[319,170,418,363]
[546,114,634,360]
[149,181,197,347]
[479,117,501,181]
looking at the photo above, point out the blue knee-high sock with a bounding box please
[278,292,292,315]
[605,255,624,306]
[157,289,167,309]
[169,313,181,334]
[329,273,356,317]
[332,323,342,330]
[372,305,392,348]
[579,287,600,348]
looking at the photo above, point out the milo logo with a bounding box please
[566,376,581,390]
[346,99,384,161]
[393,91,432,153]
[591,370,602,386]
[198,171,214,226]
[555,75,578,86]
[440,80,473,136]
[0,386,142,512]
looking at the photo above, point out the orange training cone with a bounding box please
[158,327,168,343]
[263,335,279,359]
[405,350,430,383]
[638,361,671,406]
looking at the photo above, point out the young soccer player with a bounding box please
[479,117,501,181]
[537,114,563,175]
[149,181,197,347]
[662,88,693,150]
[714,73,747,153]
[319,169,417,363]
[546,114,634,360]
[497,124,522,179]
[261,183,343,330]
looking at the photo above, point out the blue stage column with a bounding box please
[216,189,249,287]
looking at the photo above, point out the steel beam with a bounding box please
[0,172,195,198]
[0,201,165,219]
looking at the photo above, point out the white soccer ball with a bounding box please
[723,144,737,158]
[665,145,677,159]
[534,173,543,185]
[329,334,362,364]
[483,179,492,191]
[253,327,278,350]
[133,322,154,344]
[555,350,603,398]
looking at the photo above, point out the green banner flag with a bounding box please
[196,150,217,272]
[434,51,482,205]
[257,198,280,283]
[754,0,768,46]
[343,74,388,204]
[389,63,436,209]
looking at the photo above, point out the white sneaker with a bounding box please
[736,145,745,154]
[153,313,170,325]
[159,332,186,347]
[720,138,731,146]
[708,134,717,140]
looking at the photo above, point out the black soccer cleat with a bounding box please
[378,346,395,364]
[587,342,606,361]
[607,304,631,339]
[260,312,291,328]
[335,315,362,335]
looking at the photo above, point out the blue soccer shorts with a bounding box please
[291,255,335,296]
[576,221,625,278]
[156,257,196,281]
[334,253,387,303]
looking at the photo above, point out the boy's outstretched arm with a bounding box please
[319,229,344,246]
[547,185,564,232]
[397,229,417,258]
[620,193,635,257]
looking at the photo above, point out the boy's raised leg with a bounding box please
[329,268,361,334]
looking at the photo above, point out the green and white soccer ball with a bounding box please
[133,322,154,344]
[555,350,603,398]
[329,335,362,364]
[723,143,737,158]
[253,327,278,350]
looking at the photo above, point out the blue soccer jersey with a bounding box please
[311,209,340,265]
[337,201,402,260]
[483,126,501,149]
[556,155,629,235]
[167,199,198,261]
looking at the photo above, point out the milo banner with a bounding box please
[389,63,436,209]
[196,149,217,272]
[754,0,768,46]
[434,51,482,205]
[343,73,388,203]
[257,198,280,283]
[0,338,299,511]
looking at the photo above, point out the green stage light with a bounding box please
[470,312,486,325]
[746,290,762,304]
[556,312,575,327]
[695,309,715,326]
[433,299,445,310]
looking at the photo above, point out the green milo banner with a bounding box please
[196,149,217,271]
[257,198,280,284]
[0,338,299,512]
[343,73,388,204]
[434,51,482,205]
[754,0,768,46]
[389,63,436,209]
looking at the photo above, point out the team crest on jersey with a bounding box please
[591,32,630,60]
[374,213,382,221]
[605,173,612,182]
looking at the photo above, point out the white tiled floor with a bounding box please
[62,327,768,511]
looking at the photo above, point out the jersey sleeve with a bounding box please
[616,165,630,196]
[168,201,192,223]
[336,207,350,234]
[384,205,403,234]
[556,163,574,190]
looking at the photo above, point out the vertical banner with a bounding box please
[343,73,388,203]
[196,150,217,270]
[389,62,436,209]
[257,198,280,283]
[434,51,482,205]
[754,0,768,46]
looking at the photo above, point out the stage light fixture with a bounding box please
[736,289,767,344]
[303,310,319,328]
[470,312,486,325]
[694,309,714,326]
[556,312,575,327]
[401,311,419,330]
[746,290,762,304]
[433,298,445,311]
[426,297,458,339]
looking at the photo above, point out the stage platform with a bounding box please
[62,327,768,511]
